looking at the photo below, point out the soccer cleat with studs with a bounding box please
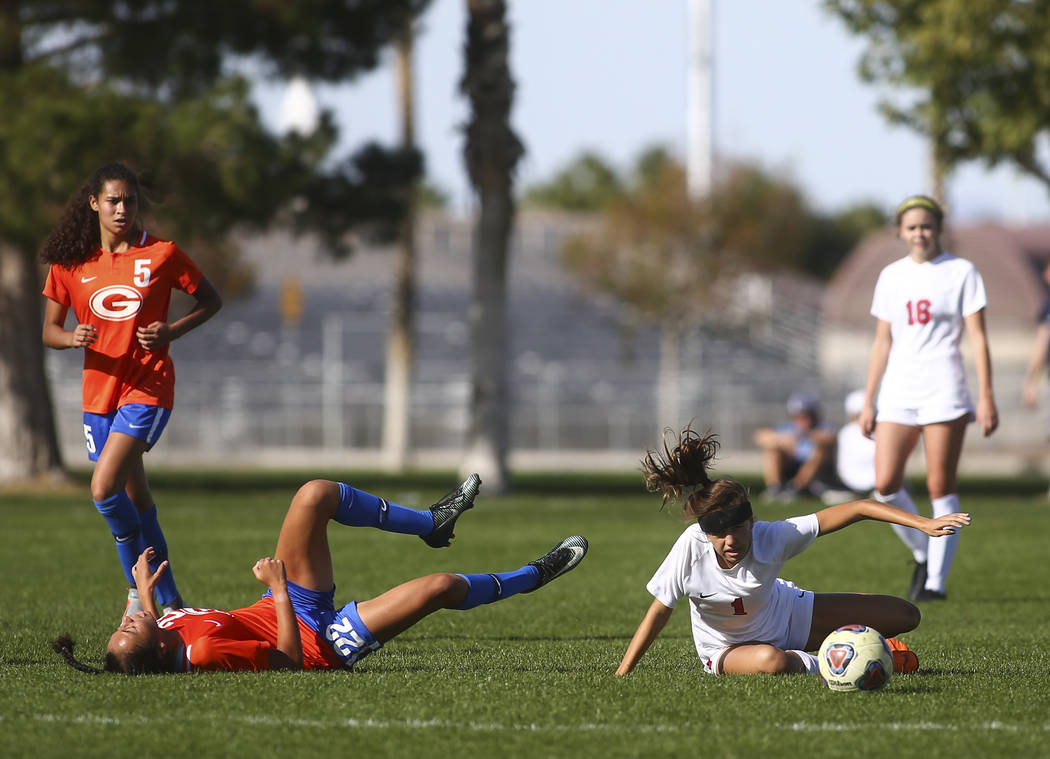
[885,636,919,674]
[523,535,589,592]
[421,473,481,548]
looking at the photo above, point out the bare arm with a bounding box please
[815,499,970,538]
[964,309,998,436]
[859,319,892,437]
[131,548,166,619]
[1023,323,1050,408]
[42,298,97,350]
[253,557,303,671]
[791,429,835,490]
[136,275,223,350]
[616,598,674,676]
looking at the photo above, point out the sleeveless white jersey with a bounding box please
[646,515,819,656]
[870,252,986,410]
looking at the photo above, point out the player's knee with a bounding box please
[292,479,338,514]
[425,573,466,604]
[750,646,797,675]
[90,476,121,503]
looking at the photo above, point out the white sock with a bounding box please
[925,493,960,593]
[792,650,820,675]
[874,489,928,563]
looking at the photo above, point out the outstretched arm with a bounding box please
[616,598,674,676]
[253,557,303,671]
[816,499,970,538]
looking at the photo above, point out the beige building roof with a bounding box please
[823,225,1050,332]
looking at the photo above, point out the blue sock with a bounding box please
[455,567,541,609]
[94,492,146,586]
[333,483,434,535]
[138,507,180,605]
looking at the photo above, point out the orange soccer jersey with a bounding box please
[42,232,202,414]
[157,599,343,672]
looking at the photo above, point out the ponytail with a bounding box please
[641,426,750,521]
[51,635,105,675]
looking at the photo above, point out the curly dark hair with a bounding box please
[40,163,143,267]
[641,426,751,521]
[51,634,166,676]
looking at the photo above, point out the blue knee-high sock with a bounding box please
[94,492,146,586]
[138,507,180,605]
[455,567,541,610]
[333,482,434,535]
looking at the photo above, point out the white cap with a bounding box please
[845,390,865,416]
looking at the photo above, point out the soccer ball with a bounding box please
[817,624,893,692]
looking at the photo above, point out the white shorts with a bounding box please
[876,403,973,427]
[699,585,815,675]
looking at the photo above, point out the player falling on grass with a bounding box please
[615,427,969,678]
[53,475,589,674]
[41,162,222,618]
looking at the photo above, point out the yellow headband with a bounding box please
[895,195,944,223]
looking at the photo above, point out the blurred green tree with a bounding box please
[522,151,624,211]
[559,147,884,435]
[533,148,885,280]
[824,0,1050,197]
[0,1,428,482]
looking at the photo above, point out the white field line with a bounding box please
[4,714,1049,734]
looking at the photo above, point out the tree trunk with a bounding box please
[381,18,418,471]
[460,0,524,492]
[0,243,66,483]
[656,322,682,440]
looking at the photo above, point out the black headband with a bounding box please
[697,501,753,534]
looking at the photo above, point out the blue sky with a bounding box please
[255,0,1049,223]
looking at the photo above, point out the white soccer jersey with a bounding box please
[870,252,986,411]
[646,515,819,659]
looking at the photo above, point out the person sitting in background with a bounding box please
[827,389,878,503]
[754,392,837,502]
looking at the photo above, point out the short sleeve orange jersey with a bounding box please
[42,232,203,413]
[157,599,343,672]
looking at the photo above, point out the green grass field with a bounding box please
[2,468,1049,759]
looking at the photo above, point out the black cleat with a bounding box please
[907,561,928,601]
[421,474,481,548]
[913,588,947,602]
[523,536,589,592]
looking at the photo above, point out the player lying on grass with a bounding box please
[616,427,970,678]
[53,475,588,674]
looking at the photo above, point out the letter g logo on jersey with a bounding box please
[88,285,143,321]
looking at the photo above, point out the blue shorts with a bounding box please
[263,581,382,670]
[83,404,171,462]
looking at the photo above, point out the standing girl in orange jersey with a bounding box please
[41,163,222,616]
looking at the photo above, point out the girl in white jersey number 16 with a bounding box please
[858,195,998,604]
[616,427,968,678]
